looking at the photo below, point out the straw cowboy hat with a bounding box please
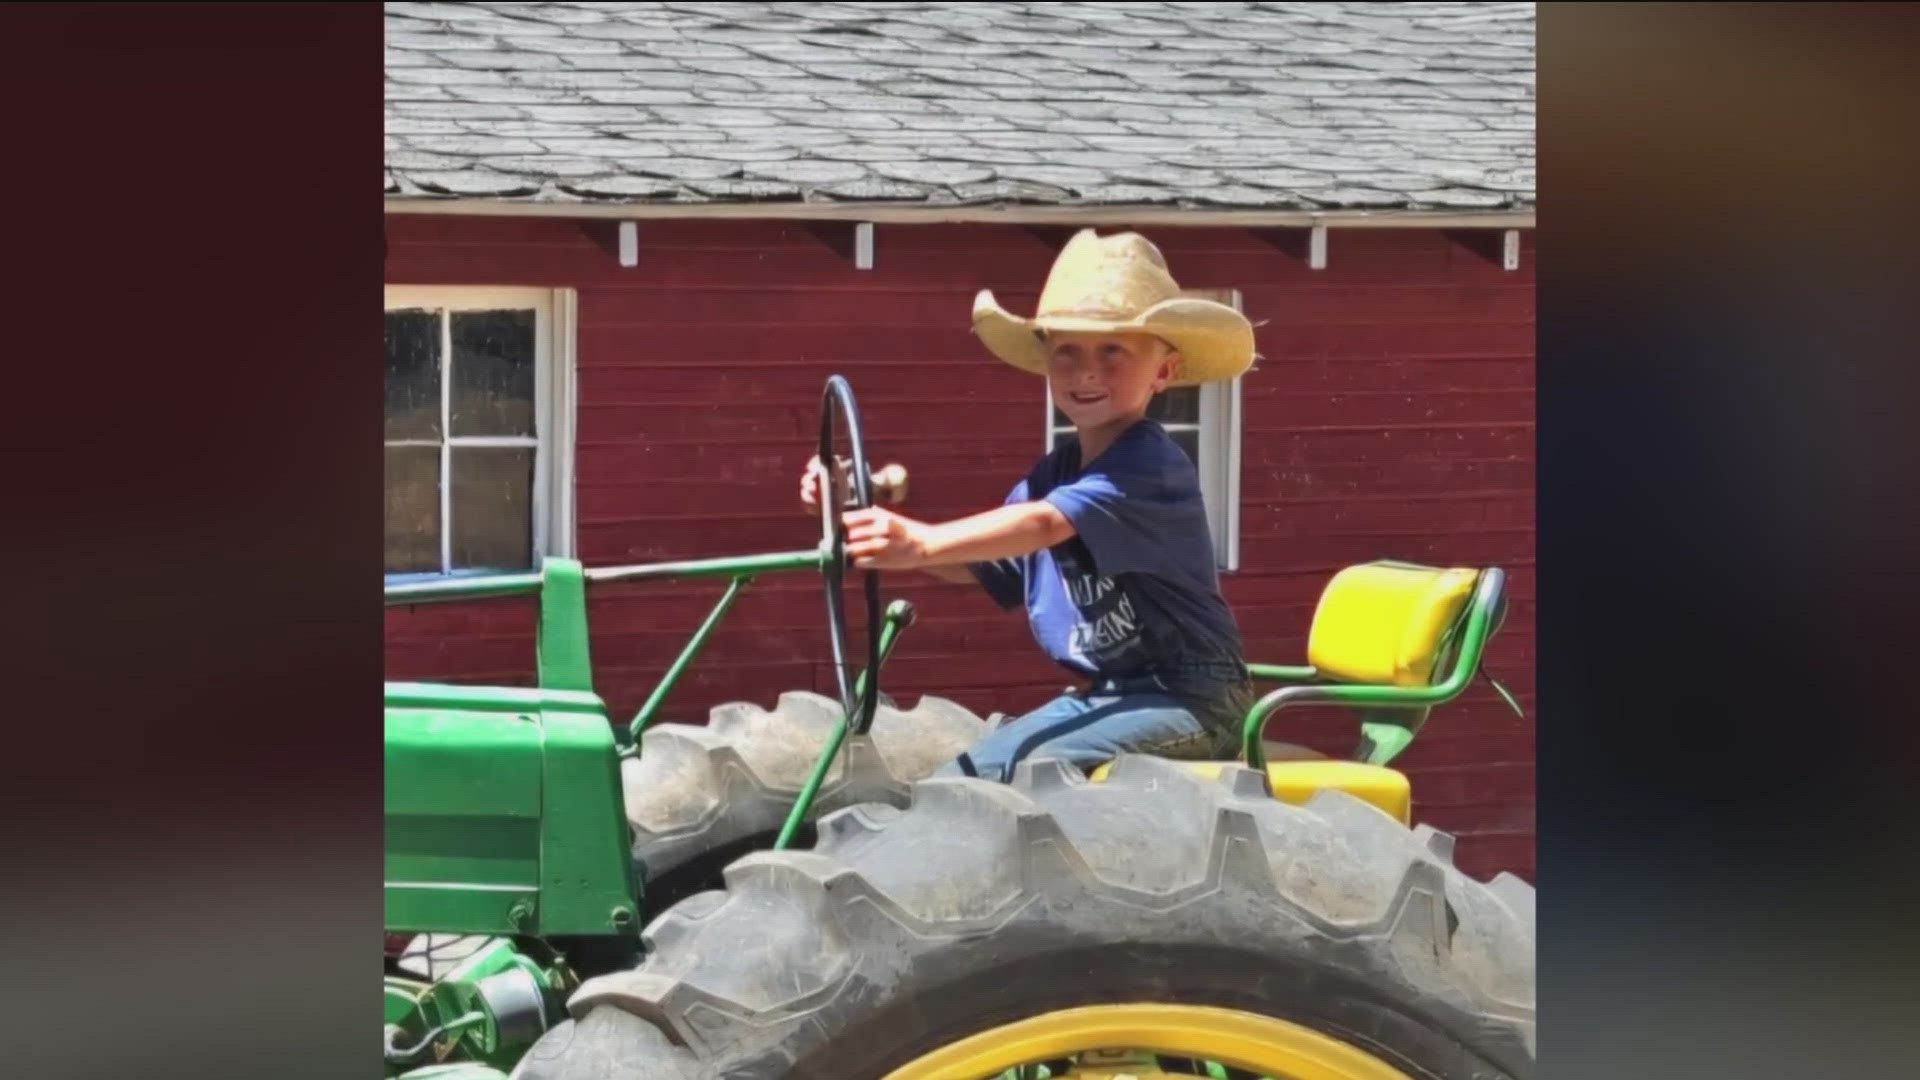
[971,228,1256,386]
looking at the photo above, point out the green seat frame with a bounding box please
[1240,566,1512,771]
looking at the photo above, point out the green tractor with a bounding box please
[385,377,1535,1080]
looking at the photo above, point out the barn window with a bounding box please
[384,286,576,579]
[1045,287,1243,571]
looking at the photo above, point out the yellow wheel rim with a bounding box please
[881,1003,1414,1080]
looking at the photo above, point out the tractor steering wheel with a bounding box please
[817,375,883,735]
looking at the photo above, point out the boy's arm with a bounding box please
[802,457,1039,585]
[844,502,1074,570]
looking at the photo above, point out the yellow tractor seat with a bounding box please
[1088,758,1411,826]
[1309,562,1482,688]
[1092,562,1504,825]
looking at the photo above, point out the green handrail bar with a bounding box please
[386,550,834,757]
[585,548,822,585]
[385,572,545,606]
[383,549,823,607]
[388,553,924,851]
[1240,568,1507,772]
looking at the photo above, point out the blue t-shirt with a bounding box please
[969,419,1247,702]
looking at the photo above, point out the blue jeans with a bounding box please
[936,677,1250,784]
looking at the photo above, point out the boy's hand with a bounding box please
[802,456,910,514]
[843,507,934,569]
[799,455,846,516]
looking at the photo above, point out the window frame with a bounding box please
[383,285,577,581]
[1042,287,1243,572]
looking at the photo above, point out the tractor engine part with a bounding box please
[385,938,568,1078]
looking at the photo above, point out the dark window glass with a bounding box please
[450,309,536,437]
[385,309,441,440]
[450,447,534,571]
[384,446,441,573]
[1148,387,1201,424]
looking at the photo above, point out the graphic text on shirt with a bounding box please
[1067,572,1141,659]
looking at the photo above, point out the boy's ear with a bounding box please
[1155,346,1183,390]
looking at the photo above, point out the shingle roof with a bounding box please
[385,2,1534,211]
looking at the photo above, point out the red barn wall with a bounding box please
[385,216,1535,881]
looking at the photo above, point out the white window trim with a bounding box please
[384,285,577,579]
[1197,370,1244,572]
[1041,287,1244,571]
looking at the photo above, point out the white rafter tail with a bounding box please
[1309,224,1327,270]
[618,221,638,268]
[855,222,874,270]
[1503,228,1520,271]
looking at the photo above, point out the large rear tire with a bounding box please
[527,754,1535,1079]
[623,690,987,912]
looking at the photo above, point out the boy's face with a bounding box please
[1044,330,1180,429]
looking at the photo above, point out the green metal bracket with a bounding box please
[1247,663,1318,683]
[1357,720,1418,766]
[536,558,594,693]
[386,974,433,1030]
[622,574,754,751]
[774,599,917,850]
[1240,568,1507,771]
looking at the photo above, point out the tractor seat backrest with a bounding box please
[1307,562,1483,688]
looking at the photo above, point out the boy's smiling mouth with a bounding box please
[1067,391,1108,405]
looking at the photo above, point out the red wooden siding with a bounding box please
[385,217,1536,882]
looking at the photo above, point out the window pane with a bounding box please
[451,447,534,571]
[1170,428,1200,465]
[450,309,536,437]
[385,446,441,574]
[1147,387,1200,424]
[1052,406,1069,427]
[385,309,441,440]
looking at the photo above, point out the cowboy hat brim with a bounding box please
[971,288,1256,386]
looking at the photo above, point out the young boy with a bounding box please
[802,228,1257,782]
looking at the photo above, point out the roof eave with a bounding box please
[382,195,1534,229]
